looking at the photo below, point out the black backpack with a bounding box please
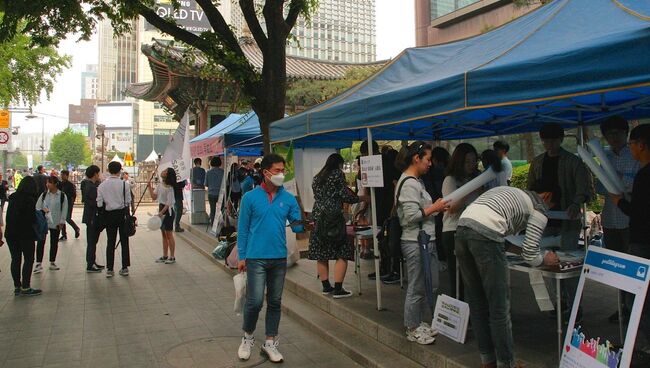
[41,191,66,211]
[387,176,417,258]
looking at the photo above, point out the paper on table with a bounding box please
[443,167,496,203]
[587,139,625,193]
[577,146,622,195]
[529,270,554,311]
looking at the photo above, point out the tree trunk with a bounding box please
[523,132,535,161]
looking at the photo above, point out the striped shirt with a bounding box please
[458,186,549,266]
[600,145,639,229]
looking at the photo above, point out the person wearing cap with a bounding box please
[527,122,592,314]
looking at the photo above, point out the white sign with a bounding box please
[27,155,33,169]
[360,155,383,188]
[0,129,10,151]
[560,246,650,368]
[432,294,470,343]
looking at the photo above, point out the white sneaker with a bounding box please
[261,339,284,363]
[49,263,60,270]
[238,335,255,360]
[418,323,438,338]
[33,263,42,274]
[406,328,435,345]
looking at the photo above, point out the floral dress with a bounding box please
[308,170,359,261]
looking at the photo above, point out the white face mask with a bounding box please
[268,172,285,186]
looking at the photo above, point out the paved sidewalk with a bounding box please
[0,207,361,368]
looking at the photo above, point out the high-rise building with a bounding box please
[81,64,98,100]
[231,0,376,63]
[97,19,139,102]
[415,0,540,46]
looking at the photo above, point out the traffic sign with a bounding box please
[0,110,9,129]
[0,129,10,151]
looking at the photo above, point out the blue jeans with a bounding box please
[243,258,287,337]
[455,226,515,368]
[401,240,439,329]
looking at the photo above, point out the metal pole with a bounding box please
[367,127,383,311]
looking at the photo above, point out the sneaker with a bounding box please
[418,323,439,338]
[155,256,168,263]
[165,257,176,264]
[94,263,106,269]
[86,265,102,273]
[59,235,67,241]
[14,288,21,296]
[20,288,42,297]
[49,263,60,270]
[119,268,129,276]
[261,339,284,363]
[175,228,185,233]
[382,273,401,285]
[332,288,352,299]
[322,285,334,295]
[106,270,114,278]
[406,328,435,345]
[33,263,42,274]
[238,335,255,360]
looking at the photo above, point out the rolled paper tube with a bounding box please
[577,146,622,195]
[443,167,497,203]
[586,139,625,193]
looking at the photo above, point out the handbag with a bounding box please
[314,183,347,244]
[387,176,417,258]
[123,182,137,237]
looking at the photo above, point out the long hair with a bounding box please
[395,141,432,172]
[314,153,344,185]
[480,149,503,173]
[163,168,177,187]
[445,143,478,180]
[16,176,37,197]
[431,147,450,168]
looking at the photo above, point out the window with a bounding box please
[429,0,480,21]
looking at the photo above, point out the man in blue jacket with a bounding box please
[237,154,305,363]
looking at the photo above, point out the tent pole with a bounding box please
[577,112,589,258]
[367,128,383,311]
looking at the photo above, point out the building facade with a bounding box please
[415,0,540,46]
[231,0,376,63]
[98,20,140,102]
[81,64,98,100]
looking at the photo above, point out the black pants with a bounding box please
[208,194,219,225]
[230,192,242,210]
[104,209,130,271]
[37,228,61,263]
[7,238,35,289]
[86,222,101,269]
[442,230,464,299]
[61,205,80,237]
[174,200,183,229]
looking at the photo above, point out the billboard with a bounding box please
[96,103,136,129]
[145,0,211,34]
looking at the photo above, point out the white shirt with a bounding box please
[501,157,513,181]
[36,190,68,228]
[97,176,132,211]
[155,183,175,214]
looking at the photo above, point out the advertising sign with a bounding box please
[360,154,383,188]
[432,294,470,343]
[145,0,211,34]
[560,246,650,368]
[0,109,9,129]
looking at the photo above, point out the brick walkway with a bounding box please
[0,207,361,368]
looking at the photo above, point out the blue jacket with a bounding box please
[237,185,304,260]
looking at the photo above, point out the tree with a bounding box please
[0,13,71,107]
[9,150,27,168]
[1,0,318,152]
[47,128,92,167]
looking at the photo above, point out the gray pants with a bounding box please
[401,240,439,329]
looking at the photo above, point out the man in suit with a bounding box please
[82,165,105,273]
[59,170,80,240]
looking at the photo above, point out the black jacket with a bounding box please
[5,192,37,241]
[82,179,100,225]
[34,173,47,194]
[59,180,77,203]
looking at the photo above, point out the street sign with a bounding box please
[0,110,9,129]
[0,129,10,151]
[360,154,384,188]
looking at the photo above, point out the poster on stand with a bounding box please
[432,294,470,343]
[360,155,383,188]
[560,246,650,368]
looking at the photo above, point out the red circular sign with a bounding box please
[0,131,9,144]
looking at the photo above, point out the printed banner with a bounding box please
[560,246,650,368]
[158,114,191,181]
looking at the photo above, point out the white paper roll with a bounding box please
[577,146,622,195]
[586,139,625,193]
[443,167,497,203]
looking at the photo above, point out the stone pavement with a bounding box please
[0,206,361,368]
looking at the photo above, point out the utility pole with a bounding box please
[96,124,106,172]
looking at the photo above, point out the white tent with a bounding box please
[143,150,158,162]
[110,154,124,164]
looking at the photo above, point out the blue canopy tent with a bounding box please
[190,112,263,156]
[270,0,650,146]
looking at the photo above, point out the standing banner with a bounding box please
[560,246,650,368]
[433,294,470,343]
[158,114,191,181]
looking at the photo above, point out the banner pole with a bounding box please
[367,127,383,311]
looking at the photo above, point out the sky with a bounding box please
[14,0,415,134]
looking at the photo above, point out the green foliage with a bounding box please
[9,151,27,168]
[0,14,71,107]
[47,128,92,167]
[286,66,381,107]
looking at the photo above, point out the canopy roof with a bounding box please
[270,0,650,147]
[190,112,264,156]
[143,150,159,162]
